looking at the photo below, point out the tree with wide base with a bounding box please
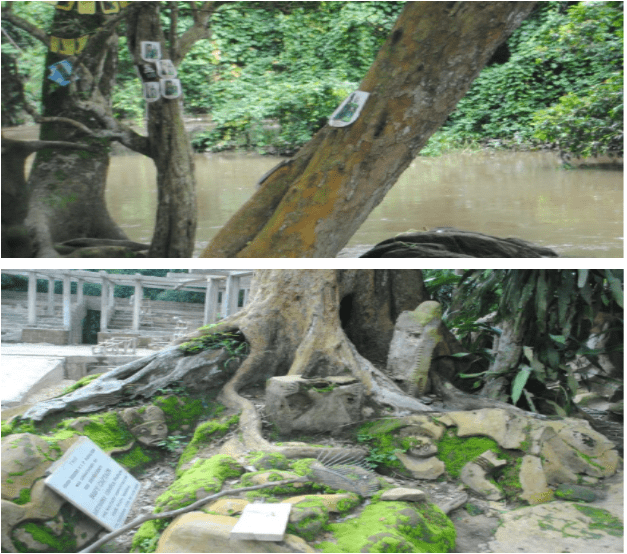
[201,2,536,258]
[22,270,546,458]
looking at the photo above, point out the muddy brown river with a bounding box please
[6,124,623,257]
[106,150,622,257]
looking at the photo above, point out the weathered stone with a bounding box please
[488,502,623,553]
[440,409,528,449]
[245,470,301,486]
[459,451,503,501]
[398,418,446,441]
[386,302,443,395]
[288,503,327,539]
[518,455,554,505]
[265,376,363,435]
[1,433,61,500]
[555,483,597,503]
[281,493,359,513]
[204,498,249,516]
[380,487,426,502]
[155,512,315,553]
[395,452,445,480]
[407,437,438,458]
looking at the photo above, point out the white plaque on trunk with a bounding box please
[230,503,291,541]
[44,436,140,531]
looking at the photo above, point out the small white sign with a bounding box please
[45,436,140,531]
[230,503,291,541]
[160,78,182,99]
[156,59,177,78]
[329,91,370,127]
[141,41,161,63]
[144,82,161,102]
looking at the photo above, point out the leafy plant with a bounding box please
[454,269,623,415]
[156,435,188,453]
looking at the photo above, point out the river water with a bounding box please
[5,124,623,257]
[106,149,622,257]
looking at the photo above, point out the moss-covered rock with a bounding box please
[155,454,244,512]
[317,501,456,553]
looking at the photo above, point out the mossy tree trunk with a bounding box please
[200,2,536,258]
[24,6,127,257]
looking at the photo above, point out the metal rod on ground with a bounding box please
[79,477,307,553]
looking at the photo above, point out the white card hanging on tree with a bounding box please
[144,82,161,102]
[160,78,182,99]
[156,59,177,78]
[140,41,161,63]
[329,91,370,127]
[100,1,120,14]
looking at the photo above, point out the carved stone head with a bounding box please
[121,405,168,446]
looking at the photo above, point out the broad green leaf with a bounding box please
[523,345,534,362]
[605,270,623,308]
[522,389,537,413]
[549,334,567,345]
[544,399,568,417]
[577,269,589,288]
[511,365,532,405]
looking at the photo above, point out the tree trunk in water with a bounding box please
[25,7,127,257]
[126,2,197,258]
[201,2,535,258]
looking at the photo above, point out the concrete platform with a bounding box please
[1,343,155,410]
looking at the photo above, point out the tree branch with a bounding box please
[79,477,307,553]
[169,2,179,59]
[0,9,49,47]
[174,1,216,64]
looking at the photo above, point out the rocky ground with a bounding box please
[8,379,621,554]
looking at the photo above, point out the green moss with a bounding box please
[288,500,329,542]
[156,454,243,512]
[115,445,159,472]
[46,412,134,453]
[317,501,455,553]
[58,373,102,396]
[574,505,623,537]
[1,417,37,438]
[14,520,77,553]
[153,395,206,432]
[131,520,167,553]
[177,413,240,471]
[575,450,605,470]
[14,488,31,505]
[436,429,501,478]
[245,451,290,470]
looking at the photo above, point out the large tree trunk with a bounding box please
[126,2,197,258]
[25,6,127,257]
[201,2,535,258]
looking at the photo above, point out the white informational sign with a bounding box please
[160,78,182,99]
[329,90,370,127]
[230,503,291,541]
[144,82,161,102]
[140,41,161,63]
[156,59,177,78]
[44,436,140,531]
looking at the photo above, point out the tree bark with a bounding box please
[126,2,198,258]
[24,6,128,257]
[200,2,535,258]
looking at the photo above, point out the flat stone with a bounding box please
[281,493,358,512]
[395,452,445,480]
[443,409,528,449]
[518,454,554,505]
[380,487,426,502]
[156,512,314,553]
[488,502,623,553]
[204,497,249,516]
[555,483,597,502]
[460,460,503,501]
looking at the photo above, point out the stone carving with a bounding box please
[121,405,168,446]
[387,301,443,396]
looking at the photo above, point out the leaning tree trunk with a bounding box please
[25,6,127,257]
[126,2,197,258]
[200,2,536,257]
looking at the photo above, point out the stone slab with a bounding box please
[230,503,292,541]
[1,356,64,407]
[44,436,140,531]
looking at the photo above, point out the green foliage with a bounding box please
[432,1,623,153]
[454,269,624,414]
[356,419,413,470]
[532,73,623,158]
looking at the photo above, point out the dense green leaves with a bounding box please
[426,269,624,415]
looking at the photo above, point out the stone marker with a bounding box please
[230,503,292,541]
[44,436,140,531]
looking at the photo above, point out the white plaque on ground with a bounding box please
[44,436,140,531]
[230,503,292,541]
